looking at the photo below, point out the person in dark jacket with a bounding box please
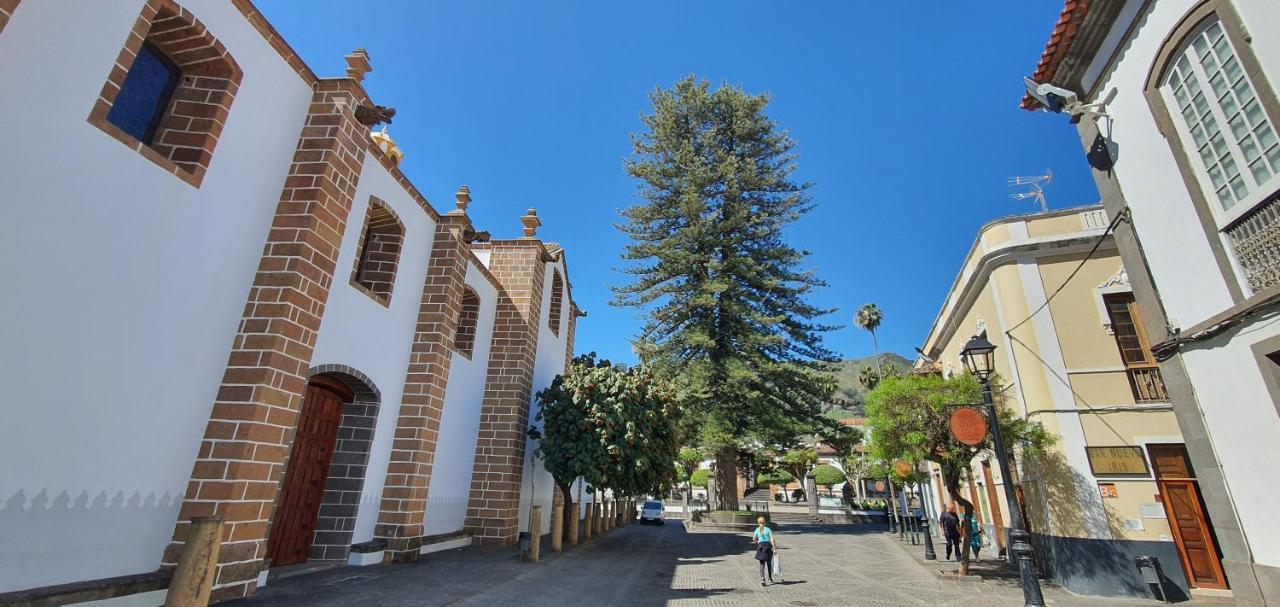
[939,504,962,560]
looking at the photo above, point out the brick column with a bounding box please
[374,207,473,561]
[464,239,546,545]
[165,81,367,601]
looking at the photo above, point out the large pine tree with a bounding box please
[614,76,837,510]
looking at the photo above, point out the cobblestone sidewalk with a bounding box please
[226,522,1229,606]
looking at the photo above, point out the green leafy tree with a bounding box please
[865,372,1052,574]
[614,76,838,510]
[813,464,846,490]
[690,469,711,488]
[676,446,703,510]
[530,354,680,538]
[855,304,884,376]
[757,469,794,487]
[778,447,817,498]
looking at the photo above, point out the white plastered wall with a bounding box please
[1084,0,1280,570]
[308,155,439,545]
[0,0,312,592]
[1180,322,1280,567]
[422,262,498,536]
[517,258,572,536]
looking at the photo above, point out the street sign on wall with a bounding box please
[949,407,987,446]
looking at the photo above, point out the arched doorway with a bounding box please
[268,375,353,567]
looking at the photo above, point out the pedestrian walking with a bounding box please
[965,512,984,561]
[939,504,961,561]
[752,516,777,586]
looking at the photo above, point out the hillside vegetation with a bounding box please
[823,353,913,419]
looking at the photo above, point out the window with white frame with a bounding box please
[1164,17,1280,221]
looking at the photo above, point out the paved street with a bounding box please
[227,522,1210,607]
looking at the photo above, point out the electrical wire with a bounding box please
[1004,207,1129,336]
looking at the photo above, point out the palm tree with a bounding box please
[857,365,879,390]
[855,303,884,377]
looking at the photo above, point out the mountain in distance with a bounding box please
[822,352,914,420]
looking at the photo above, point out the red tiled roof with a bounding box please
[1021,0,1094,110]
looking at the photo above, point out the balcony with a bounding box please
[1225,195,1280,293]
[1127,366,1168,403]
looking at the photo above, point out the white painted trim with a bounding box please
[347,550,384,566]
[419,536,472,555]
[1093,266,1132,334]
[1016,257,1113,540]
[989,272,1030,418]
[68,589,167,607]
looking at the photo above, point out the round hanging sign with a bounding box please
[894,459,913,477]
[874,480,885,492]
[950,407,988,446]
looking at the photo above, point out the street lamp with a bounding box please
[960,332,1045,607]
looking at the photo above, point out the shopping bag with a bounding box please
[771,552,782,576]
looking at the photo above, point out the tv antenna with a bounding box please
[1009,170,1053,213]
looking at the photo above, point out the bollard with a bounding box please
[164,515,224,607]
[584,502,595,540]
[551,501,564,553]
[528,505,542,562]
[606,501,614,531]
[594,501,602,534]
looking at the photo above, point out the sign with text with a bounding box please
[1098,483,1119,498]
[1086,446,1150,476]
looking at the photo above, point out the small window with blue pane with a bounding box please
[106,43,181,144]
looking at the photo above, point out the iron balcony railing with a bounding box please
[1225,195,1280,293]
[1128,366,1169,403]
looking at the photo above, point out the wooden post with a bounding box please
[550,500,564,553]
[568,500,580,545]
[595,501,603,534]
[584,501,594,540]
[604,500,613,532]
[528,505,542,562]
[164,516,223,607]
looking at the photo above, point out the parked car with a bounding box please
[639,500,665,525]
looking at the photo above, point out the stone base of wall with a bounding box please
[1031,532,1190,601]
[0,570,169,607]
[1222,557,1280,606]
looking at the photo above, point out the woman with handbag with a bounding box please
[752,516,778,586]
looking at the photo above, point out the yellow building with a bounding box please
[919,205,1206,599]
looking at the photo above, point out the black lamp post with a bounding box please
[961,332,1045,607]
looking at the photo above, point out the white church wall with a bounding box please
[309,154,439,546]
[517,259,571,536]
[0,0,313,592]
[422,262,499,536]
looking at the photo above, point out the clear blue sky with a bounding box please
[258,1,1096,364]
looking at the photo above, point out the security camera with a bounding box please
[1024,77,1079,113]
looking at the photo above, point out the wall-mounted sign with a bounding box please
[894,460,913,477]
[874,480,886,492]
[1098,483,1119,498]
[1086,446,1150,476]
[1139,503,1166,519]
[949,407,987,446]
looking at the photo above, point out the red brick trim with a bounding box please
[464,242,547,545]
[455,287,481,359]
[0,0,20,37]
[374,217,473,560]
[349,196,405,307]
[165,87,367,601]
[87,0,243,188]
[228,0,317,86]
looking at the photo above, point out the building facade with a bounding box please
[0,1,582,604]
[919,206,1202,599]
[1023,0,1280,603]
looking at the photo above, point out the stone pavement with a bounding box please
[226,522,1226,606]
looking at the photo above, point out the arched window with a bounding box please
[547,270,564,336]
[1146,3,1280,296]
[350,197,405,305]
[455,288,481,358]
[88,0,242,187]
[1161,16,1278,217]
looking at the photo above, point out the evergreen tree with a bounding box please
[614,76,838,510]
